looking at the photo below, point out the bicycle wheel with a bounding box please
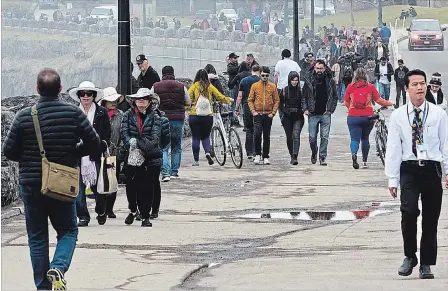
[375,131,386,166]
[210,126,226,166]
[229,127,243,169]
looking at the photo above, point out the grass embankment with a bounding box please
[173,5,448,30]
[2,0,32,10]
[292,5,448,29]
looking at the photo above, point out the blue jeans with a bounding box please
[378,83,391,100]
[20,186,78,290]
[347,116,375,162]
[308,114,332,160]
[162,121,184,177]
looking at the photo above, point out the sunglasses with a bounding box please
[136,97,150,101]
[78,91,94,97]
[261,74,269,77]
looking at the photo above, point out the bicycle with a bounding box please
[210,101,244,169]
[369,108,388,166]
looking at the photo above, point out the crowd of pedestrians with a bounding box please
[2,33,448,289]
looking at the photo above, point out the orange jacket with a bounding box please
[248,80,280,115]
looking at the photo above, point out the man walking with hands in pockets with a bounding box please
[385,69,448,280]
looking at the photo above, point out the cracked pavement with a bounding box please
[2,91,448,290]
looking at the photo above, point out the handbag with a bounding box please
[195,94,212,116]
[31,105,79,202]
[97,146,118,194]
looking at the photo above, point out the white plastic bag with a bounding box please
[97,147,118,194]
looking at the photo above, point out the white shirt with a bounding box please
[385,101,448,187]
[275,58,301,89]
[379,65,389,84]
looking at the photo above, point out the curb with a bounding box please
[1,205,24,220]
[397,35,408,43]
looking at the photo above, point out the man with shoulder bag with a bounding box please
[2,68,101,290]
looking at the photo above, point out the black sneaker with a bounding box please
[47,268,67,290]
[77,220,89,227]
[125,212,136,225]
[107,211,116,219]
[97,214,107,225]
[311,153,317,164]
[142,218,153,227]
[150,213,159,219]
[135,211,142,221]
[292,154,298,165]
[352,154,359,169]
[206,153,214,165]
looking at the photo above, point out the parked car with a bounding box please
[407,19,446,51]
[217,8,238,22]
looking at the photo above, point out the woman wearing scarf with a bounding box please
[121,88,170,227]
[279,71,304,165]
[188,69,232,166]
[99,87,125,219]
[69,81,111,227]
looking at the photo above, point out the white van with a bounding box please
[90,5,118,21]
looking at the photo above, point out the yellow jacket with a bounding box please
[248,80,280,116]
[188,82,232,116]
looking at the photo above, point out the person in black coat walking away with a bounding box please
[136,54,160,90]
[280,71,305,165]
[393,59,409,108]
[229,61,251,126]
[69,81,112,227]
[2,68,101,291]
[121,88,170,227]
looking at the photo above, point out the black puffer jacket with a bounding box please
[121,108,170,167]
[2,96,101,188]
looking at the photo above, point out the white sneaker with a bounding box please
[362,162,368,169]
[254,155,261,164]
[263,158,270,165]
[162,176,171,182]
[170,174,179,179]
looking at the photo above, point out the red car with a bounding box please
[407,19,446,51]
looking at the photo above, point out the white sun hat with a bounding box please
[68,81,103,103]
[100,87,124,104]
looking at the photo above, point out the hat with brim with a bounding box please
[127,88,151,99]
[100,87,124,104]
[69,81,103,103]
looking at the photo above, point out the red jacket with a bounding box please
[344,80,392,116]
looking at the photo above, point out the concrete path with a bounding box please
[2,96,448,290]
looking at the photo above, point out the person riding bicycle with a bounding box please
[344,68,392,169]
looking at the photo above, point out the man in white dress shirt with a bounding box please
[385,69,448,279]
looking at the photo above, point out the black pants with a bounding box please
[243,103,254,156]
[396,85,406,106]
[254,114,273,158]
[281,115,305,157]
[150,167,162,215]
[125,165,160,219]
[400,161,443,265]
[104,159,122,214]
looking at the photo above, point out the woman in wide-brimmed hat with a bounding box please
[121,88,170,227]
[97,87,125,219]
[69,81,111,227]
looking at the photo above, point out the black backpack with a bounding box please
[343,64,353,81]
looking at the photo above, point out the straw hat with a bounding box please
[100,87,124,104]
[68,81,103,103]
